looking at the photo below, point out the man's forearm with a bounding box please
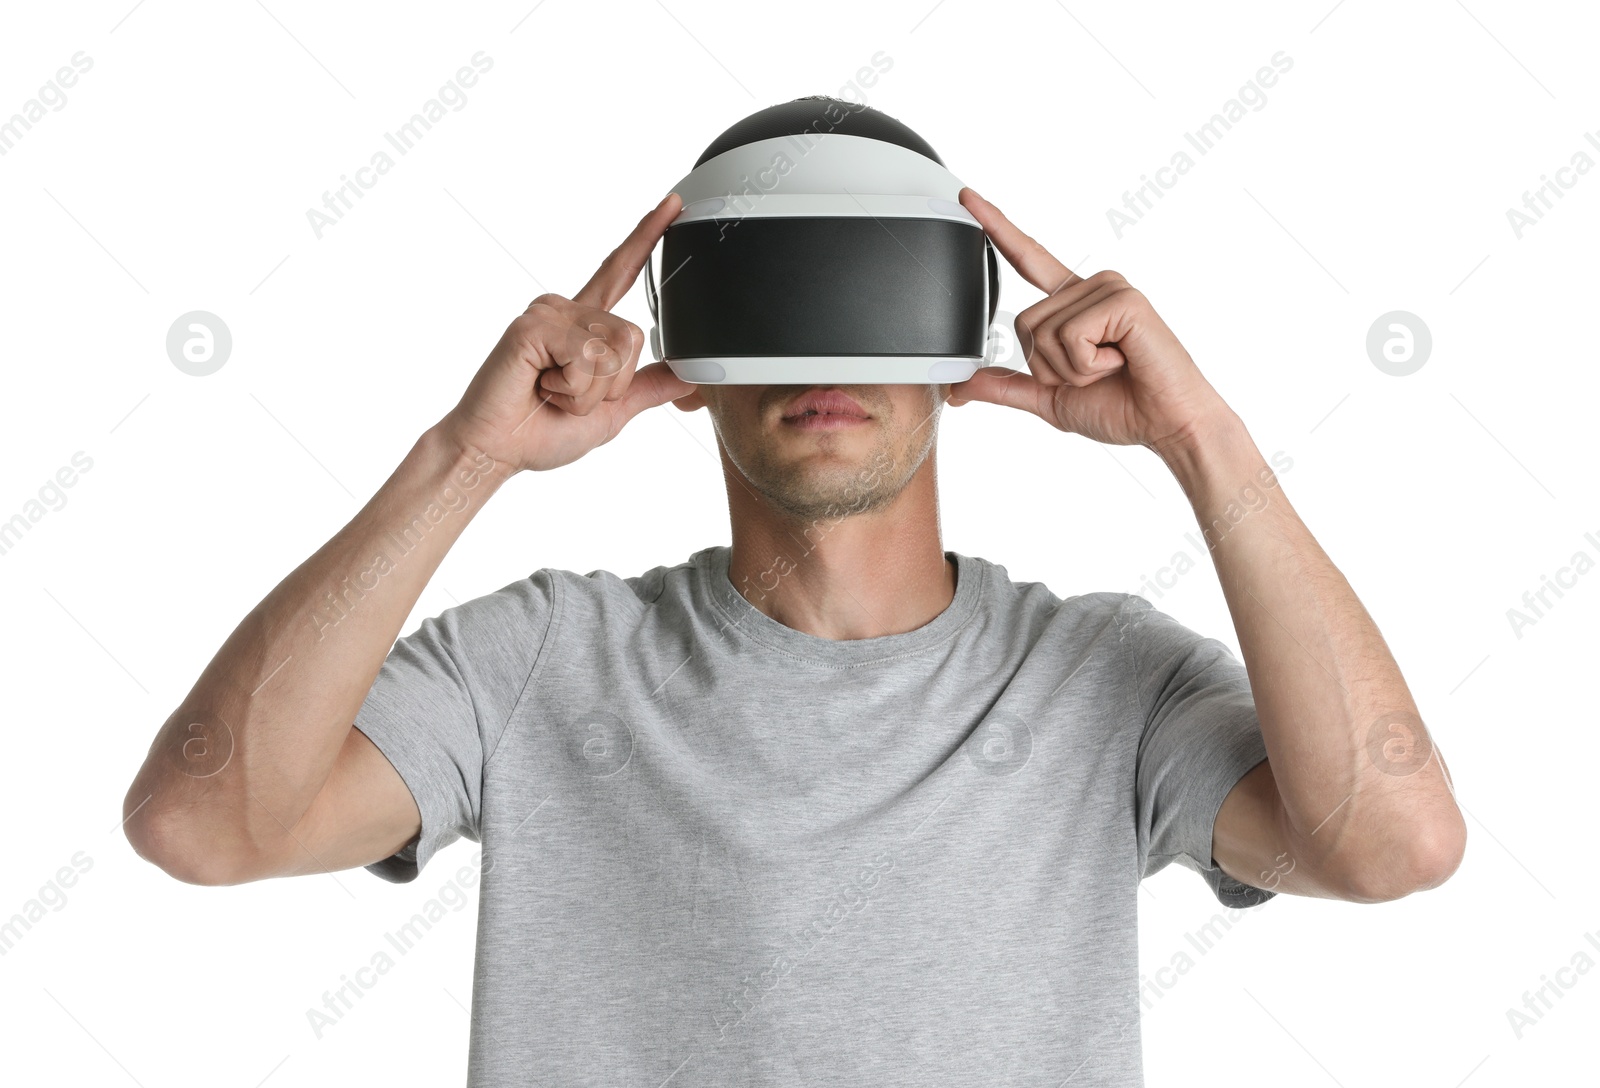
[124,424,507,867]
[1154,410,1466,895]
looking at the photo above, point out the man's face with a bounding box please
[681,382,952,522]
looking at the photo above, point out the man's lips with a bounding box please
[781,389,869,419]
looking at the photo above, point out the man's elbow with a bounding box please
[1337,812,1468,903]
[124,796,268,887]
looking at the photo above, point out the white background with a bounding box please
[1,1,1595,1085]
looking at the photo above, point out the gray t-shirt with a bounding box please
[354,544,1274,1086]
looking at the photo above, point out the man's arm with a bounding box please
[122,190,693,885]
[122,428,508,884]
[947,186,1465,904]
[1158,411,1466,903]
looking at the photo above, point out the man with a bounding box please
[124,166,1465,1084]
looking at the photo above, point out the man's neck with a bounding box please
[726,520,957,642]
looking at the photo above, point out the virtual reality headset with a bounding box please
[645,97,1002,385]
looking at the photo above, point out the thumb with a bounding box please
[614,360,699,424]
[947,366,1052,420]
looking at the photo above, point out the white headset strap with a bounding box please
[644,245,663,361]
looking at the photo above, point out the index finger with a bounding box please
[573,191,684,312]
[958,188,1082,298]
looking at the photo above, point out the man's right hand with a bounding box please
[438,190,696,473]
[124,190,703,887]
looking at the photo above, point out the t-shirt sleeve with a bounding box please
[1119,594,1276,908]
[351,570,558,883]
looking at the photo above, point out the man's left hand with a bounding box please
[949,187,1236,457]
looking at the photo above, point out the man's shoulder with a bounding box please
[954,554,1159,655]
[539,546,713,611]
[427,548,706,629]
[961,552,1140,624]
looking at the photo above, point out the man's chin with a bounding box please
[769,470,891,523]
